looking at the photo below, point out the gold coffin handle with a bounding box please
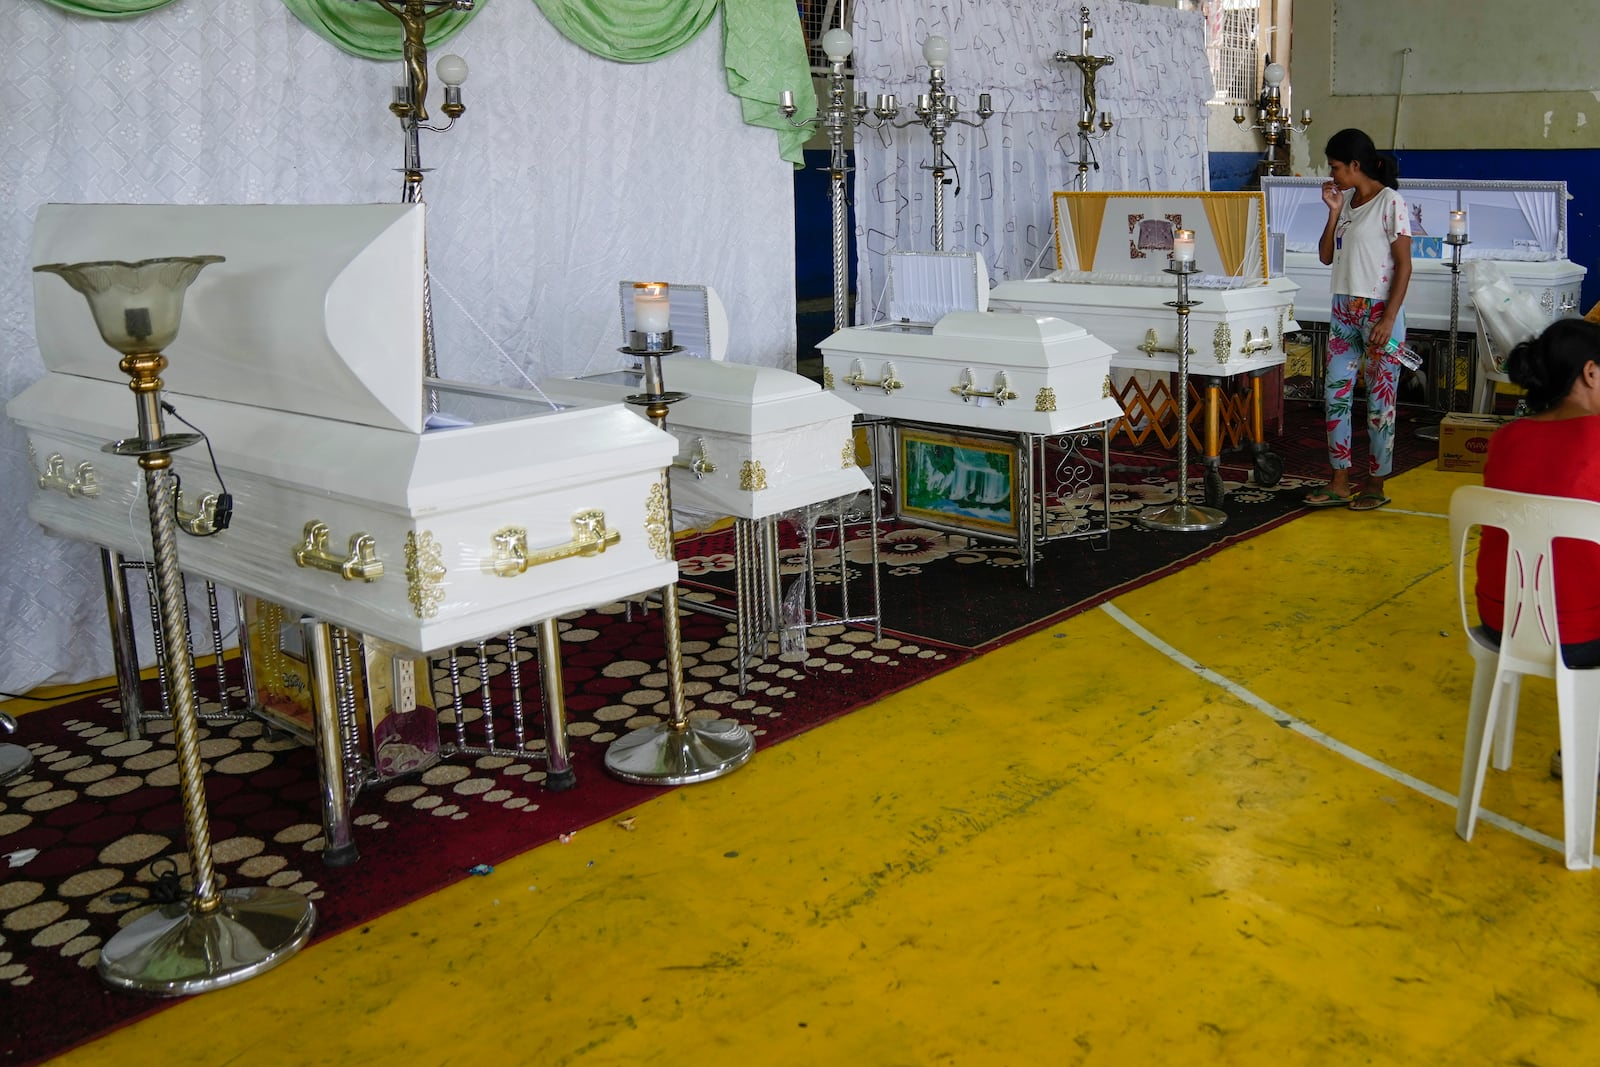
[38,453,101,498]
[1138,328,1195,357]
[177,491,221,536]
[950,368,1018,405]
[294,520,384,582]
[843,359,904,394]
[1239,328,1275,356]
[492,509,621,578]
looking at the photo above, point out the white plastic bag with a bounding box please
[1468,260,1546,371]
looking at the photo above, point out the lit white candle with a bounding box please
[633,281,671,333]
[1172,229,1196,264]
[1449,210,1467,237]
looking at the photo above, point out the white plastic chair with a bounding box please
[1469,306,1518,414]
[1451,485,1600,870]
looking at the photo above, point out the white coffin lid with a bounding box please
[882,250,990,324]
[824,310,1112,368]
[541,360,860,436]
[31,203,427,434]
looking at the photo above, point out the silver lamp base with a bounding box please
[1416,424,1441,442]
[0,744,32,785]
[97,886,316,997]
[1138,502,1228,533]
[604,718,755,785]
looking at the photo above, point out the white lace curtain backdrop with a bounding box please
[0,0,796,692]
[851,0,1211,320]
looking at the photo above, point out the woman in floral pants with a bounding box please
[1304,128,1412,511]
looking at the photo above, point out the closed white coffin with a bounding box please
[819,310,1123,434]
[537,360,868,521]
[1261,175,1587,330]
[988,276,1301,377]
[1279,254,1584,331]
[10,202,679,655]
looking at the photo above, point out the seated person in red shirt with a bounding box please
[1474,318,1600,777]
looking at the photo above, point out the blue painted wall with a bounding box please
[795,148,857,300]
[1209,149,1599,314]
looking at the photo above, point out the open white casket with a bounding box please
[1260,176,1586,330]
[988,191,1300,379]
[819,250,1123,434]
[537,359,868,521]
[8,203,679,657]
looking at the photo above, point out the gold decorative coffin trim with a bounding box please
[841,439,857,468]
[1213,323,1232,365]
[823,366,836,390]
[405,531,446,619]
[740,460,769,492]
[1035,387,1057,412]
[645,481,670,560]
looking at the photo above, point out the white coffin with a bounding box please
[988,277,1302,377]
[537,360,868,521]
[10,203,679,655]
[818,311,1123,434]
[1261,176,1587,330]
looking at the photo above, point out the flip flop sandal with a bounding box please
[1348,492,1392,512]
[1302,488,1354,508]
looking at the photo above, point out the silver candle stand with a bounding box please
[604,331,756,785]
[1139,260,1228,533]
[1416,230,1470,442]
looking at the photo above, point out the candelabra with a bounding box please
[34,256,316,995]
[1234,58,1311,181]
[605,284,756,785]
[353,0,472,393]
[871,35,993,252]
[781,27,861,334]
[1052,6,1115,193]
[1139,246,1228,532]
[1417,219,1471,442]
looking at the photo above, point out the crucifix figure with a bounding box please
[368,0,473,122]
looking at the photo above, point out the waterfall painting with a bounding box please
[895,426,1020,538]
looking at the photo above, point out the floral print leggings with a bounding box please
[1325,295,1404,478]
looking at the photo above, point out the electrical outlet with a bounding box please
[392,658,418,715]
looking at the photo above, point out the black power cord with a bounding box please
[160,401,233,535]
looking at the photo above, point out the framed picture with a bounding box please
[895,425,1021,539]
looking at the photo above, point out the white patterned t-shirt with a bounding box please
[1331,186,1410,300]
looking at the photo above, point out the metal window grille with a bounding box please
[800,0,851,74]
[1184,0,1262,106]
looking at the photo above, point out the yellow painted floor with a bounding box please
[34,463,1600,1065]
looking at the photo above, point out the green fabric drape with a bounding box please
[529,0,813,167]
[529,0,717,63]
[282,0,479,61]
[719,0,814,168]
[52,0,810,166]
[35,0,179,17]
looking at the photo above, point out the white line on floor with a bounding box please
[1100,602,1565,857]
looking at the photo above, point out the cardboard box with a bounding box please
[1438,413,1514,473]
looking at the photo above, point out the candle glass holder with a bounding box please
[1138,261,1228,532]
[33,256,317,995]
